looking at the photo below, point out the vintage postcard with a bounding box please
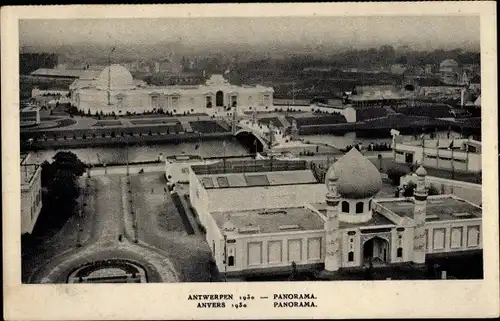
[2,2,499,320]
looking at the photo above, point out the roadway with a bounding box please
[27,175,179,283]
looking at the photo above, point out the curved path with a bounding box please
[29,175,179,283]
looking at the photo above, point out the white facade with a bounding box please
[392,138,482,173]
[400,174,482,205]
[70,65,274,116]
[190,156,482,277]
[32,88,70,98]
[21,154,43,234]
[20,106,41,125]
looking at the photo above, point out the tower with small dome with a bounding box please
[412,166,428,264]
[324,165,341,272]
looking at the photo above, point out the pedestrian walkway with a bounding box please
[181,120,193,133]
[278,115,291,128]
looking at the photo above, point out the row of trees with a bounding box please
[68,107,204,119]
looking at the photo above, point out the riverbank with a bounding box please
[22,132,233,150]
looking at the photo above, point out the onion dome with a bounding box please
[329,148,383,199]
[96,64,135,91]
[416,166,427,177]
[440,59,459,68]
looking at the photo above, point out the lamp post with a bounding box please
[107,46,116,106]
[126,135,129,176]
[223,234,228,282]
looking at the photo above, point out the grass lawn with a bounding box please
[130,173,187,235]
[129,172,220,282]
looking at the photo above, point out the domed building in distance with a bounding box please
[189,148,482,279]
[69,64,273,116]
[439,58,461,84]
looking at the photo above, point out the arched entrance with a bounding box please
[235,131,264,153]
[216,90,224,107]
[363,237,390,266]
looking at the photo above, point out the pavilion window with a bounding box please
[356,202,364,213]
[172,96,179,108]
[348,251,354,262]
[397,247,403,258]
[368,200,372,211]
[263,94,270,105]
[341,201,349,213]
[228,256,235,266]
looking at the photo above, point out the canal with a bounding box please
[27,131,459,164]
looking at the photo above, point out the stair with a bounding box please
[278,115,291,128]
[180,121,193,133]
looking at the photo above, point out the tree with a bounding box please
[387,162,411,186]
[428,184,440,196]
[289,261,299,281]
[403,181,417,197]
[36,151,87,234]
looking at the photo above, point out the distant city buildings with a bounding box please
[439,59,460,84]
[390,64,407,75]
[348,85,410,108]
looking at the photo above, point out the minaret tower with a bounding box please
[324,167,341,272]
[412,166,428,264]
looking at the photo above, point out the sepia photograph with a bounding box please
[3,2,498,320]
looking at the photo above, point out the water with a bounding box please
[29,138,249,164]
[27,131,459,164]
[304,131,459,149]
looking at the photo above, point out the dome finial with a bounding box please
[416,166,427,177]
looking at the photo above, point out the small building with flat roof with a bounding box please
[376,196,482,255]
[391,133,482,173]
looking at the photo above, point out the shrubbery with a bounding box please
[428,184,440,196]
[387,162,411,186]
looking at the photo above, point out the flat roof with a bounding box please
[211,206,325,234]
[31,68,101,79]
[378,196,482,222]
[311,203,396,228]
[199,170,317,189]
[191,159,309,176]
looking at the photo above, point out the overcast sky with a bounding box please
[19,16,480,50]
